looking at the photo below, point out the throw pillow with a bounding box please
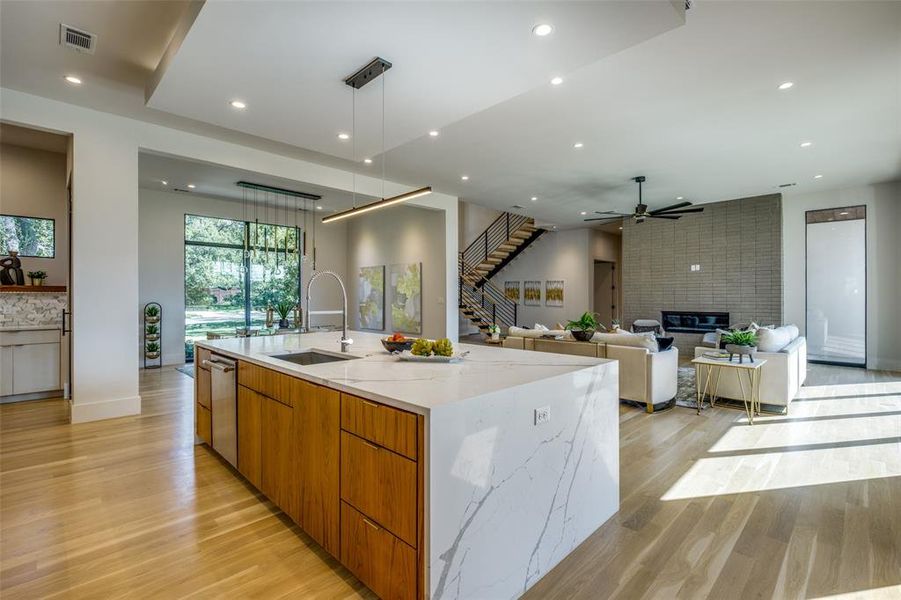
[592,331,658,352]
[656,336,675,351]
[756,325,799,352]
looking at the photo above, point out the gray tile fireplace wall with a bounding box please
[622,193,783,347]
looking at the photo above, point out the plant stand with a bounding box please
[143,302,162,369]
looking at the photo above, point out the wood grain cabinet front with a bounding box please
[237,385,262,489]
[340,502,417,600]
[340,393,418,460]
[196,366,211,409]
[340,431,418,547]
[261,394,295,515]
[196,404,212,446]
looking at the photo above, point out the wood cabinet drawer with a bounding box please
[238,361,295,406]
[195,346,211,367]
[340,394,418,460]
[195,365,211,409]
[261,394,295,515]
[196,403,212,446]
[340,501,417,600]
[237,385,262,489]
[0,329,59,346]
[340,431,417,547]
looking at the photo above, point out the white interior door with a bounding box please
[806,209,866,366]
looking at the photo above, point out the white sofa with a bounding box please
[502,336,679,413]
[693,336,807,410]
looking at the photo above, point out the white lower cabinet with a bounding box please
[0,329,61,397]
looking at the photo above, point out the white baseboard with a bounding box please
[869,357,901,372]
[70,395,141,423]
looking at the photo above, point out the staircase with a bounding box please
[459,212,546,331]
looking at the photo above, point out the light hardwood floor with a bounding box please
[1,366,899,599]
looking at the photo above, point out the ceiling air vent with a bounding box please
[59,24,96,54]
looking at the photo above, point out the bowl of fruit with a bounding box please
[398,338,465,363]
[381,333,415,353]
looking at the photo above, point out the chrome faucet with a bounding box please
[305,270,353,352]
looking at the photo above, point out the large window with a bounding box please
[184,215,301,360]
[0,215,55,257]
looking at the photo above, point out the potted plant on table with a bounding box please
[487,323,501,342]
[565,311,601,342]
[275,300,293,329]
[27,270,47,286]
[722,330,758,363]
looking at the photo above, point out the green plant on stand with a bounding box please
[145,305,160,323]
[275,300,293,329]
[145,341,161,359]
[565,311,602,342]
[722,330,758,363]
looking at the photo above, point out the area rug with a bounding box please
[675,366,709,410]
[176,364,195,379]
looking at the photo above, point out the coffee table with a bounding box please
[691,355,767,424]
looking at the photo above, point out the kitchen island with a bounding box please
[195,331,619,600]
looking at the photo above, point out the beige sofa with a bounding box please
[693,336,807,410]
[503,336,679,413]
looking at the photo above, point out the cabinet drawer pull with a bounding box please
[362,440,380,451]
[361,399,380,409]
[362,517,380,531]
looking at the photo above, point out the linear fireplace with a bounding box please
[661,311,729,333]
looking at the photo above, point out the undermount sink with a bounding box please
[270,350,358,366]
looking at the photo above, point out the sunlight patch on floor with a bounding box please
[661,438,901,500]
[812,584,901,599]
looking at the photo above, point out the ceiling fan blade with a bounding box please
[583,217,623,223]
[649,201,692,214]
[657,207,704,215]
[647,215,681,220]
[593,211,631,216]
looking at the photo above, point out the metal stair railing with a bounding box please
[458,254,517,328]
[461,212,532,269]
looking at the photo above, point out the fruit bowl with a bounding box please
[381,338,414,353]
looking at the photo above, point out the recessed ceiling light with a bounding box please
[229,100,247,109]
[839,211,849,216]
[573,142,584,148]
[337,132,350,140]
[64,75,82,85]
[550,76,563,86]
[428,130,439,137]
[676,196,684,200]
[161,180,168,185]
[461,175,469,181]
[363,158,372,164]
[618,226,623,230]
[532,23,553,37]
[316,206,323,210]
[814,174,823,179]
[580,211,587,215]
[800,141,813,148]
[531,196,538,201]
[778,81,794,90]
[187,184,196,189]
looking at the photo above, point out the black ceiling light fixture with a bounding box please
[584,176,704,224]
[323,57,432,224]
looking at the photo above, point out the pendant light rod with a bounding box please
[321,186,432,224]
[236,181,321,200]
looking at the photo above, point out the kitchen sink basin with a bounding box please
[270,350,358,366]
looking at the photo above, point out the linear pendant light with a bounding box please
[323,57,431,224]
[322,186,432,223]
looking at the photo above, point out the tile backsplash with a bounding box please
[0,293,67,327]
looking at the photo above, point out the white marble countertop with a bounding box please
[0,324,61,332]
[197,331,612,414]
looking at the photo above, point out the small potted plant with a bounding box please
[722,330,758,363]
[27,270,47,286]
[145,341,161,359]
[487,323,501,342]
[565,311,601,342]
[145,305,160,323]
[145,323,160,341]
[275,300,293,329]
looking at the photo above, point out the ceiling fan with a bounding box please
[584,176,704,224]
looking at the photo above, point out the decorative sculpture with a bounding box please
[0,251,25,285]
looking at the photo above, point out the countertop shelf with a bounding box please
[0,285,67,293]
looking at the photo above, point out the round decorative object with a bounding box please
[725,344,756,363]
[278,319,290,329]
[145,334,160,342]
[145,351,161,359]
[381,338,415,353]
[570,329,595,342]
[145,315,160,324]
[656,336,675,351]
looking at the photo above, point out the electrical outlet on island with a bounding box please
[534,406,551,425]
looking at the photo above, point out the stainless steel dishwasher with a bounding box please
[203,354,237,468]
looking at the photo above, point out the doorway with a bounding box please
[805,205,866,366]
[593,261,617,328]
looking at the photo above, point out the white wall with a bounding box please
[783,181,901,371]
[0,143,68,285]
[138,188,347,365]
[1,87,457,422]
[346,204,446,339]
[491,229,594,328]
